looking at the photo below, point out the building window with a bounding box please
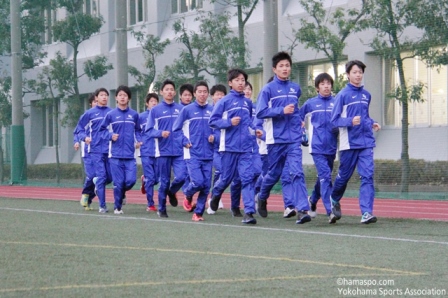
[129,0,146,25]
[386,54,447,127]
[172,0,203,14]
[42,102,60,148]
[84,0,99,16]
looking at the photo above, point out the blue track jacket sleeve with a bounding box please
[172,108,191,146]
[145,108,163,138]
[255,88,285,119]
[208,99,232,129]
[331,93,354,127]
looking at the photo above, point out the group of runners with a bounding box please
[73,51,381,225]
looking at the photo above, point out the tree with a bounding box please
[363,0,430,193]
[128,32,170,108]
[293,0,370,89]
[159,11,242,87]
[411,0,448,66]
[210,0,259,68]
[51,0,107,125]
[0,0,48,69]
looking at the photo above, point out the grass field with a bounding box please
[0,197,447,298]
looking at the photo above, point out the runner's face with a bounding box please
[347,65,364,87]
[96,91,108,106]
[228,74,246,93]
[273,59,291,80]
[194,86,209,105]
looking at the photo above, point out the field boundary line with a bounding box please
[1,207,448,246]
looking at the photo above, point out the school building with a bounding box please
[11,0,448,165]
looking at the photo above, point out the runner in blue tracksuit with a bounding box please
[255,51,311,224]
[146,79,188,218]
[76,88,112,213]
[74,93,97,210]
[209,68,260,224]
[138,93,159,212]
[99,85,142,214]
[179,83,194,199]
[299,73,338,223]
[173,81,214,221]
[330,60,381,224]
[206,84,227,215]
[229,81,261,217]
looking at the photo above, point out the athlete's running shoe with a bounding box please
[361,212,377,224]
[295,210,311,224]
[192,213,204,222]
[242,213,257,224]
[80,194,89,207]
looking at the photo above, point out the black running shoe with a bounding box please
[210,195,221,212]
[257,199,268,218]
[157,210,168,218]
[296,210,311,224]
[167,191,178,207]
[231,208,243,217]
[242,213,257,224]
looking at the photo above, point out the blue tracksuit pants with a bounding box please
[259,143,309,211]
[310,153,335,215]
[331,148,375,214]
[185,159,213,215]
[157,155,187,212]
[82,155,96,204]
[212,151,256,214]
[109,158,137,210]
[90,152,112,209]
[141,156,158,207]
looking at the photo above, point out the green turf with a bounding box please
[0,198,447,298]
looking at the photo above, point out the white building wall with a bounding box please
[21,0,448,164]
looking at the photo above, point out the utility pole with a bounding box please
[10,0,26,184]
[263,0,278,84]
[116,0,128,87]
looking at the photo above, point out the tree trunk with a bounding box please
[54,99,61,184]
[396,58,410,193]
[237,3,246,68]
[0,126,3,183]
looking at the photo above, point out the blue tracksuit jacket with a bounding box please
[331,83,377,151]
[208,89,254,153]
[255,75,302,144]
[100,107,141,158]
[172,101,214,160]
[76,105,112,154]
[146,101,186,157]
[300,93,338,155]
[139,109,156,157]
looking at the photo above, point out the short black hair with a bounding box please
[314,73,334,89]
[227,68,248,83]
[345,60,366,73]
[115,85,132,99]
[210,84,227,96]
[272,51,292,68]
[179,83,194,96]
[146,92,159,104]
[94,87,109,97]
[161,79,176,91]
[194,80,209,93]
[87,93,96,105]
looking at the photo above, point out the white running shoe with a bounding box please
[114,209,124,215]
[206,199,216,215]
